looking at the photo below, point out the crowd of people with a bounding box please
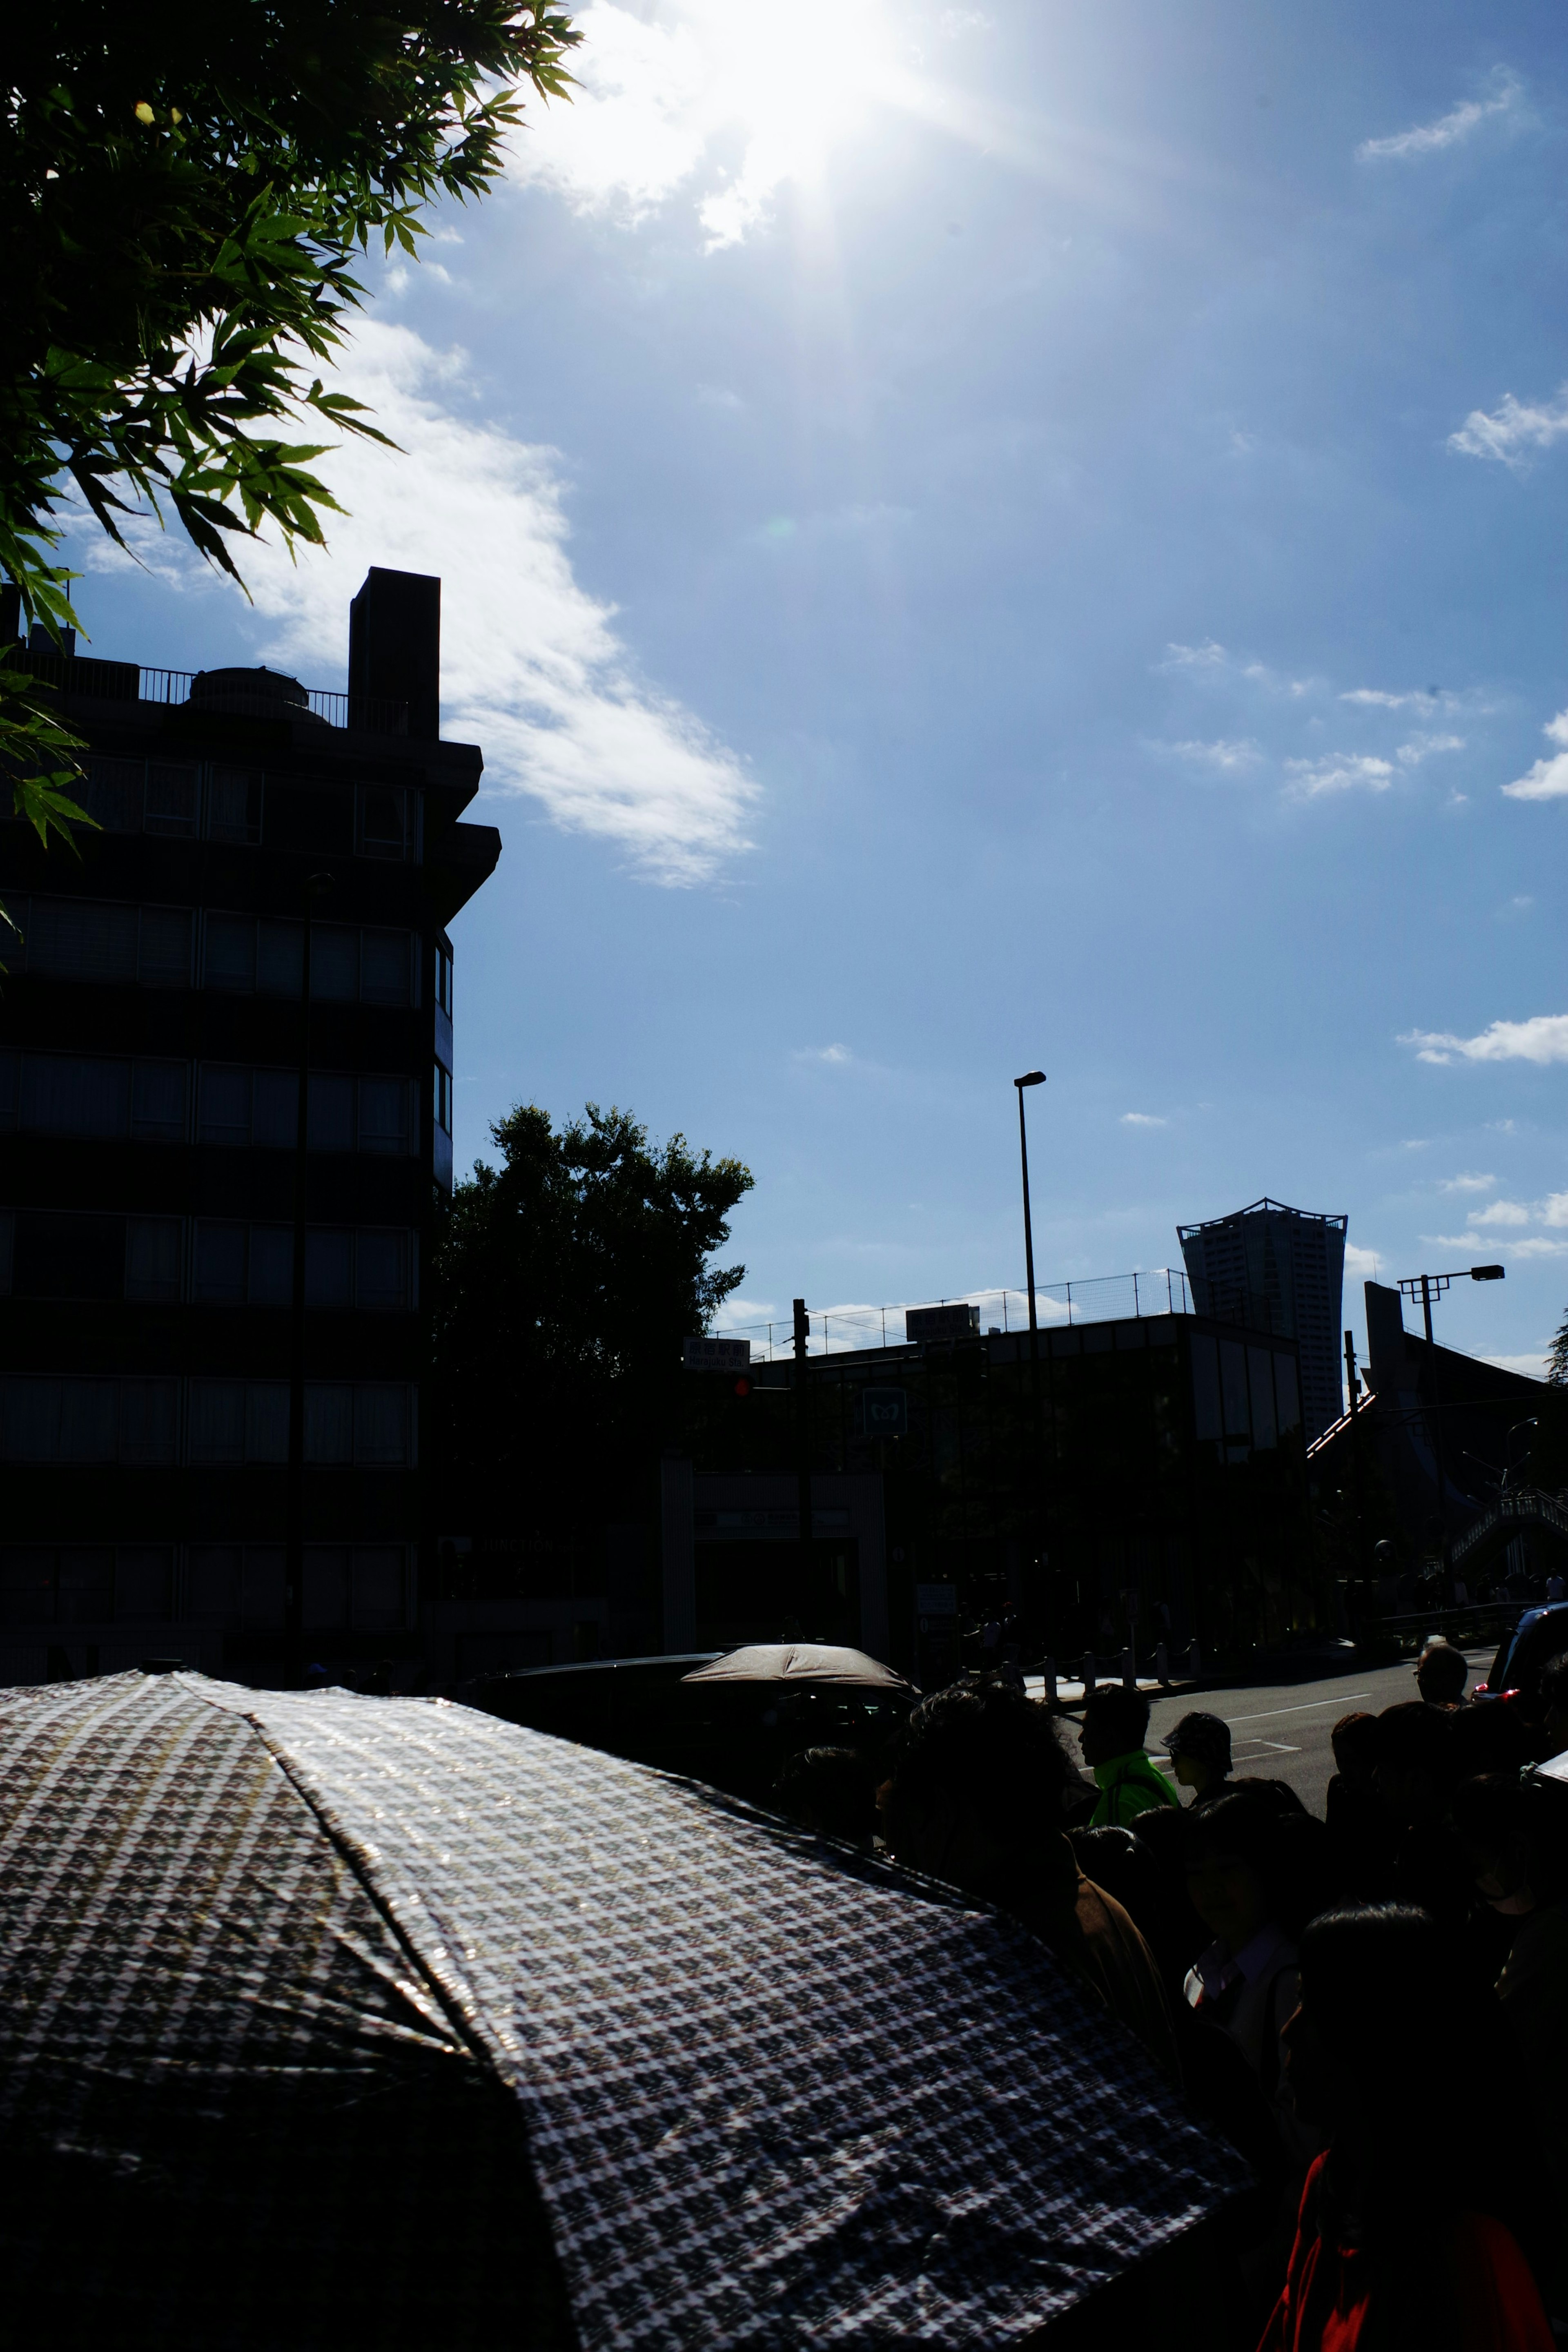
[772,1641,1568,2351]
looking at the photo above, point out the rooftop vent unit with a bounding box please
[905,1302,980,1344]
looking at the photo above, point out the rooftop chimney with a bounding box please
[348,567,441,739]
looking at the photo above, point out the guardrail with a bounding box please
[730,1269,1198,1361]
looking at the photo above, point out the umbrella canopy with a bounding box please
[681,1642,916,1692]
[0,1671,1245,2349]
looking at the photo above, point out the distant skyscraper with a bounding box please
[1177,1199,1348,1444]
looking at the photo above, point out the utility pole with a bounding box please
[1344,1329,1369,1602]
[793,1298,813,1639]
[285,871,334,1685]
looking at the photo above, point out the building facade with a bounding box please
[669,1309,1320,1676]
[1178,1197,1347,1445]
[0,568,498,1687]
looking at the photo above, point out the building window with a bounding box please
[0,1377,178,1463]
[0,1546,175,1625]
[357,783,414,861]
[144,762,200,839]
[209,767,263,845]
[435,941,453,1017]
[433,1059,452,1137]
[0,1208,181,1305]
[200,913,411,1005]
[195,1064,414,1156]
[78,757,145,834]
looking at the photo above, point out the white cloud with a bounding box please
[202,323,757,885]
[1120,1111,1166,1127]
[1502,709,1568,799]
[1342,687,1431,709]
[794,1043,854,1065]
[1401,1014,1568,1065]
[1544,1193,1568,1228]
[1449,386,1568,468]
[1159,639,1230,672]
[1440,1172,1497,1193]
[1468,1199,1531,1226]
[508,0,911,248]
[712,1294,777,1330]
[1508,1238,1568,1260]
[1345,1242,1381,1281]
[1396,733,1465,766]
[1160,738,1261,771]
[1358,70,1520,162]
[1484,1350,1550,1376]
[1285,753,1395,798]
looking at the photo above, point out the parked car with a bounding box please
[1474,1602,1568,1703]
[456,1652,916,1808]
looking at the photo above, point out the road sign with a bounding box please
[860,1387,908,1438]
[683,1336,751,1371]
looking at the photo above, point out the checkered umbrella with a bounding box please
[0,1671,1246,2349]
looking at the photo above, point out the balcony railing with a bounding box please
[6,649,408,736]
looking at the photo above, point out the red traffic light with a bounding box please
[732,1375,753,1398]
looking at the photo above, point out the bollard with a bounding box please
[1043,1654,1058,1708]
[1083,1651,1097,1697]
[1121,1646,1136,1690]
[1189,1638,1203,1680]
[1155,1639,1169,1686]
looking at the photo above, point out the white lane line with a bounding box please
[1222,1694,1372,1725]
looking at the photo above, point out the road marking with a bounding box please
[1222,1694,1372,1725]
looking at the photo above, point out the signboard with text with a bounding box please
[683,1336,752,1371]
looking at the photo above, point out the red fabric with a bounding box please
[1258,2154,1554,2352]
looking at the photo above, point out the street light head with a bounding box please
[305,870,336,899]
[1014,1070,1047,1089]
[1470,1264,1505,1282]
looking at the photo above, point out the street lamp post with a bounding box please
[1396,1262,1505,1576]
[285,871,335,1686]
[1013,1071,1047,1648]
[1013,1072,1047,1356]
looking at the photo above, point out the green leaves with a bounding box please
[430,1101,754,1527]
[0,1,583,775]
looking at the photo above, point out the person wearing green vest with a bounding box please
[1081,1685,1181,1828]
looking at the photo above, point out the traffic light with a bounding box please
[732,1374,753,1398]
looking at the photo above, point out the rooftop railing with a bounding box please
[724,1269,1197,1363]
[7,649,408,735]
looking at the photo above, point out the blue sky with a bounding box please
[69,0,1568,1379]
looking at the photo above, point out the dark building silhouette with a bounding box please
[1178,1197,1347,1445]
[664,1307,1318,1677]
[0,569,498,1686]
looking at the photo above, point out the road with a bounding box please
[1059,1647,1497,1819]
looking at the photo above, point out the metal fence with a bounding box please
[726,1268,1196,1364]
[11,651,408,736]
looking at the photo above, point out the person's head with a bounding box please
[772,1746,877,1847]
[1451,1770,1568,1914]
[883,1674,1075,1892]
[1282,1904,1456,2142]
[1160,1709,1232,1797]
[1183,1789,1287,1954]
[1331,1711,1379,1786]
[1540,1650,1568,1759]
[1373,1701,1453,1828]
[1415,1639,1469,1708]
[1080,1684,1151,1768]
